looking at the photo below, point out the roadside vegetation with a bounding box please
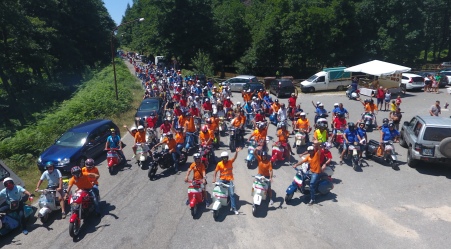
[0,60,141,188]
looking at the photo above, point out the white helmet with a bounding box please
[130,126,137,132]
[300,112,306,116]
[138,125,144,130]
[236,102,241,105]
[226,96,230,99]
[3,177,14,187]
[247,89,251,92]
[220,152,229,158]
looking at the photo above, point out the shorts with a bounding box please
[377,98,383,104]
[384,98,390,103]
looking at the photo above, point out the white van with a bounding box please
[300,67,352,93]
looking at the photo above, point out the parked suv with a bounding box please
[399,115,451,167]
[269,79,296,98]
[222,75,258,92]
[400,73,424,91]
[37,119,119,173]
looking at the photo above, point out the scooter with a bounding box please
[366,139,398,167]
[36,188,59,223]
[245,140,256,169]
[0,199,35,236]
[285,163,334,203]
[229,127,243,152]
[184,131,198,154]
[347,142,362,171]
[218,117,227,136]
[106,148,123,174]
[251,175,270,217]
[245,112,255,128]
[148,145,188,180]
[362,112,375,132]
[269,113,278,125]
[293,129,306,153]
[68,189,96,238]
[270,141,289,163]
[187,180,204,218]
[211,181,230,221]
[135,143,149,168]
[199,143,214,169]
[146,127,158,147]
[346,86,360,100]
[332,129,345,153]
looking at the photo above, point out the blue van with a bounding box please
[37,119,119,173]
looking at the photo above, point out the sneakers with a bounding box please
[62,212,66,219]
[132,154,136,159]
[308,200,316,206]
[233,208,239,215]
[22,229,28,235]
[270,199,274,206]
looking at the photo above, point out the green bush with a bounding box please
[0,60,139,164]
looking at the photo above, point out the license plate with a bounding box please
[423,148,433,156]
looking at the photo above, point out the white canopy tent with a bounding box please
[344,60,411,76]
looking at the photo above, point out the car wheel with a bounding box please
[399,134,407,148]
[400,84,406,92]
[438,137,451,158]
[407,148,418,168]
[308,87,315,93]
[337,85,344,91]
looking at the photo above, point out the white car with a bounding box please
[400,73,424,91]
[441,71,451,85]
[222,75,258,92]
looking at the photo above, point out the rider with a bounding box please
[202,98,213,113]
[253,109,265,128]
[277,122,294,155]
[159,118,173,135]
[248,122,268,151]
[145,111,158,129]
[314,103,328,123]
[81,158,100,209]
[0,177,33,234]
[294,112,312,144]
[243,100,254,126]
[271,99,281,120]
[313,123,328,144]
[356,122,368,159]
[288,93,297,120]
[231,110,246,141]
[185,153,209,207]
[199,125,214,147]
[277,103,288,123]
[380,122,400,146]
[65,166,100,217]
[184,112,198,147]
[105,129,125,161]
[152,132,180,174]
[332,103,349,120]
[173,127,185,156]
[133,125,149,154]
[35,161,66,219]
[223,96,234,114]
[253,150,274,205]
[331,113,347,144]
[340,122,359,164]
[212,148,242,215]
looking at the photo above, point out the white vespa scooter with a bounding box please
[251,175,270,217]
[135,143,149,168]
[211,181,230,220]
[36,188,60,223]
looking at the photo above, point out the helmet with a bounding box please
[369,99,374,104]
[220,151,229,158]
[316,101,321,105]
[247,89,251,92]
[3,177,14,188]
[71,166,82,177]
[201,125,208,133]
[319,103,324,107]
[236,102,241,105]
[307,146,314,151]
[261,151,268,158]
[166,132,173,137]
[318,123,327,129]
[281,103,286,107]
[45,161,55,169]
[383,118,389,124]
[324,142,332,150]
[226,96,230,99]
[193,153,201,160]
[206,119,212,124]
[388,123,395,128]
[252,96,257,100]
[291,93,295,96]
[165,117,171,121]
[138,125,144,130]
[348,122,355,129]
[300,112,306,116]
[85,158,95,168]
[275,99,279,102]
[205,98,210,102]
[334,103,339,107]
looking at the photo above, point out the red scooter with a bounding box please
[187,180,204,217]
[106,148,123,175]
[68,189,96,238]
[270,141,290,163]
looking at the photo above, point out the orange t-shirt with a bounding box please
[68,172,94,190]
[309,150,322,174]
[184,117,196,133]
[231,116,244,128]
[277,129,290,143]
[272,103,281,112]
[134,131,146,143]
[189,162,206,180]
[209,117,219,131]
[258,91,264,100]
[243,93,252,102]
[179,116,188,129]
[175,132,185,144]
[252,129,267,144]
[364,103,378,112]
[162,137,177,153]
[199,131,213,145]
[256,154,272,176]
[82,167,99,185]
[296,118,310,130]
[215,158,235,181]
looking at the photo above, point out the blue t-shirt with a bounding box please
[244,103,253,113]
[333,107,348,116]
[357,127,366,139]
[0,185,26,204]
[40,169,62,187]
[107,135,121,149]
[381,128,400,141]
[316,107,327,115]
[344,128,358,143]
[351,82,358,91]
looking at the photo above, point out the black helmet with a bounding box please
[261,151,268,158]
[388,123,395,128]
[348,122,355,129]
[369,99,374,104]
[318,123,327,129]
[275,99,279,102]
[383,118,389,124]
[85,158,95,169]
[71,166,82,177]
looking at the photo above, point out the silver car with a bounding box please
[223,75,258,92]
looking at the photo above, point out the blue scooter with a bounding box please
[269,113,278,125]
[245,140,257,169]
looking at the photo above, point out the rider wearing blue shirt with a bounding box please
[340,122,359,163]
[380,123,400,142]
[333,103,349,119]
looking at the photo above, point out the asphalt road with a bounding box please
[2,68,451,249]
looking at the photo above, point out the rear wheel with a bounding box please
[229,140,236,152]
[69,220,80,238]
[285,193,294,203]
[407,149,418,168]
[178,151,188,165]
[247,160,252,169]
[308,87,315,93]
[337,85,344,91]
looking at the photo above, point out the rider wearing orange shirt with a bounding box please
[184,153,209,206]
[254,149,274,205]
[277,123,293,155]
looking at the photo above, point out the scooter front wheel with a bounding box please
[69,220,80,238]
[191,205,197,218]
[108,166,114,175]
[213,210,219,220]
[252,205,257,217]
[285,193,294,203]
[40,213,49,224]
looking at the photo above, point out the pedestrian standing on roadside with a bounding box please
[376,86,385,110]
[395,95,402,108]
[431,75,439,93]
[384,89,391,111]
[429,101,441,116]
[390,108,403,130]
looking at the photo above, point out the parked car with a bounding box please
[440,71,451,85]
[399,115,451,168]
[416,72,449,88]
[400,73,424,91]
[270,79,296,97]
[135,97,164,127]
[37,120,119,173]
[440,62,451,68]
[222,75,258,92]
[0,159,25,192]
[243,82,265,96]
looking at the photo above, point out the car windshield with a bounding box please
[442,72,451,76]
[55,131,88,147]
[306,75,318,82]
[423,127,451,141]
[139,101,159,111]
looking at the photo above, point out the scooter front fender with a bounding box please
[69,212,79,223]
[253,193,262,206]
[246,154,254,161]
[108,158,115,167]
[38,207,50,218]
[211,200,221,211]
[286,182,298,195]
[391,154,397,161]
[189,196,198,208]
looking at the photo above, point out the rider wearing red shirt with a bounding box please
[189,105,200,117]
[173,92,181,102]
[145,112,158,129]
[288,93,297,108]
[180,97,188,108]
[174,105,183,116]
[202,99,213,112]
[159,119,172,134]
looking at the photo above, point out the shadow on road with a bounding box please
[72,201,117,242]
[414,163,451,179]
